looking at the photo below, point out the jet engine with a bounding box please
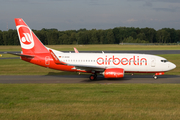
[103,68,124,78]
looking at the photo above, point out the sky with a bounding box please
[1,0,180,31]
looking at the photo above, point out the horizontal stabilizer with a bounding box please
[5,52,34,58]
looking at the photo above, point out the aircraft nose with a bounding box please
[169,62,176,70]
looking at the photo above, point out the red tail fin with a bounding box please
[14,18,49,54]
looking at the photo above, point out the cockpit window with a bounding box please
[161,60,168,63]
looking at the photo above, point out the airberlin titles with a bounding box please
[97,55,147,66]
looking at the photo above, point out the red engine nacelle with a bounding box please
[155,72,164,76]
[103,68,124,78]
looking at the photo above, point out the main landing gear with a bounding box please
[89,74,97,81]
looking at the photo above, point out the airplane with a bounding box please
[9,18,176,80]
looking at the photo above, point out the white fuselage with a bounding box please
[54,52,176,73]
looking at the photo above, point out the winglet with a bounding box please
[49,49,67,65]
[74,47,79,53]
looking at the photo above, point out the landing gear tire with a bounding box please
[153,75,158,80]
[89,74,97,81]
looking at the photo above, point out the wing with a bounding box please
[69,64,106,72]
[49,49,67,65]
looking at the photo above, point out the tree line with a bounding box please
[0,27,180,45]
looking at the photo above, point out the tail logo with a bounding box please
[17,25,34,49]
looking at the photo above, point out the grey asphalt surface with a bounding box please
[0,50,179,84]
[0,75,179,84]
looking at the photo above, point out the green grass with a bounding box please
[0,45,180,120]
[47,44,180,51]
[0,59,75,75]
[0,54,179,75]
[0,44,180,51]
[0,54,18,58]
[0,84,180,120]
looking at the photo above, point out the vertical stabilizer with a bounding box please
[14,18,49,54]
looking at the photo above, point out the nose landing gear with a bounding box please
[153,75,158,79]
[153,72,164,80]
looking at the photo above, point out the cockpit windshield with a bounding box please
[161,60,168,63]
